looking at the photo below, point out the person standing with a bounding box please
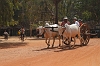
[61,16,70,27]
[20,27,25,41]
[4,30,9,40]
[73,17,80,27]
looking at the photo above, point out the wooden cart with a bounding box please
[80,23,90,46]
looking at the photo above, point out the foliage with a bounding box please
[82,11,92,21]
[0,0,100,28]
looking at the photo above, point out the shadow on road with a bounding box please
[0,42,27,49]
[54,45,80,52]
[33,46,59,51]
[35,45,84,52]
[32,44,83,52]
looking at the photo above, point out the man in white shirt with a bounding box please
[73,17,80,27]
[4,30,9,40]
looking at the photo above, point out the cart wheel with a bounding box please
[83,35,90,46]
[82,34,90,46]
[80,37,84,46]
[80,23,90,46]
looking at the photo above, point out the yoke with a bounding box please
[45,27,58,32]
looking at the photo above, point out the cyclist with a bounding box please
[19,27,25,41]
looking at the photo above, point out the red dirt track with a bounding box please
[0,37,100,66]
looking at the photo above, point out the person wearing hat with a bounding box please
[61,17,70,27]
[73,17,80,27]
[61,17,73,41]
[78,19,83,27]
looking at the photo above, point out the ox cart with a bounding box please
[80,23,90,46]
[45,23,90,47]
[38,23,90,48]
[63,23,90,46]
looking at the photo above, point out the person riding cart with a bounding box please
[78,19,83,27]
[61,16,70,27]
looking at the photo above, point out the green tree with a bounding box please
[0,0,14,26]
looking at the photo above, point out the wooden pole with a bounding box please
[55,2,58,24]
[52,0,62,24]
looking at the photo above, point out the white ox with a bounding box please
[58,23,82,48]
[38,23,61,48]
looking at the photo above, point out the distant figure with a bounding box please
[4,30,9,40]
[19,27,25,41]
[78,19,83,27]
[73,17,80,27]
[61,16,70,27]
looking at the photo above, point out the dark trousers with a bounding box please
[4,34,8,39]
[20,33,24,40]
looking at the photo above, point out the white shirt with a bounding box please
[75,21,80,26]
[20,28,25,34]
[4,32,8,35]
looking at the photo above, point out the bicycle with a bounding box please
[20,34,24,41]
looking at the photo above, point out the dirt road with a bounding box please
[0,37,100,66]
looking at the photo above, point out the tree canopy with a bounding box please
[0,0,100,28]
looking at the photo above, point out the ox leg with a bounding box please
[72,37,76,48]
[58,36,61,47]
[78,34,83,46]
[68,37,71,49]
[62,37,65,47]
[47,38,50,48]
[61,36,65,48]
[52,37,55,48]
[45,38,48,47]
[45,38,47,44]
[45,38,50,48]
